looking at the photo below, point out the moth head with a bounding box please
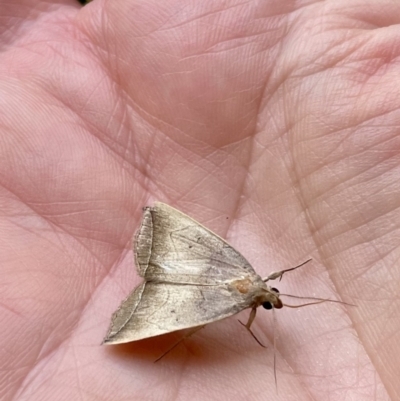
[262,287,282,310]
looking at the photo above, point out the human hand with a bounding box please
[1,1,398,400]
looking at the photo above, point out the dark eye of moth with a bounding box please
[263,302,273,310]
[271,287,279,293]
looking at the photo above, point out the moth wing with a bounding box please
[135,202,257,284]
[103,281,253,344]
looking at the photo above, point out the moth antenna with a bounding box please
[272,308,278,390]
[263,259,312,282]
[282,300,327,308]
[279,294,356,307]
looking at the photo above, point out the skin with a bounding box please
[0,0,399,400]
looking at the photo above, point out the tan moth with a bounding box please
[103,202,330,349]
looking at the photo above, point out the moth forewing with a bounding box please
[104,283,146,343]
[104,281,260,344]
[103,202,282,345]
[136,203,258,284]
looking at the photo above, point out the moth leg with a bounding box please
[238,307,266,348]
[154,325,205,362]
[263,258,312,282]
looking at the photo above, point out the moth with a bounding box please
[103,202,315,348]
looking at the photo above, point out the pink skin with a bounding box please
[1,1,399,400]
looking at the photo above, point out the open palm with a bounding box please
[1,1,399,400]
